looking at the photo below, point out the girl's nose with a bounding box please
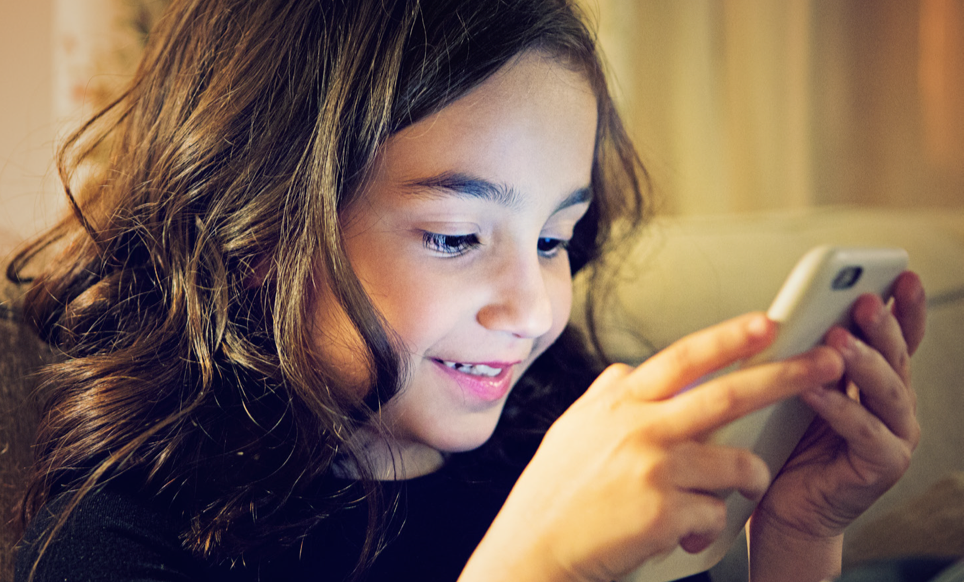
[476,258,554,339]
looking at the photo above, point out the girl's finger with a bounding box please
[889,271,927,356]
[626,313,777,401]
[801,386,914,481]
[851,294,911,383]
[650,346,844,440]
[660,491,729,556]
[828,327,919,444]
[674,493,728,554]
[664,441,771,500]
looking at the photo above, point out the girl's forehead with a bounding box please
[437,52,594,124]
[385,54,595,169]
[348,53,597,221]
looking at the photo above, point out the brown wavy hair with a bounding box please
[12,0,650,575]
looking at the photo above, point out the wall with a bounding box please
[0,0,59,244]
[0,0,142,245]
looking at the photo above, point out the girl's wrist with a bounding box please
[459,530,580,582]
[748,511,844,582]
[459,494,597,582]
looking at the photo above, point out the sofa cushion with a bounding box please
[0,272,56,582]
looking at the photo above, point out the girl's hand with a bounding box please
[462,313,844,582]
[749,271,927,582]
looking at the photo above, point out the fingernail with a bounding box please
[837,330,861,359]
[747,315,769,337]
[866,301,887,326]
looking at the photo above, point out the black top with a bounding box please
[15,461,710,582]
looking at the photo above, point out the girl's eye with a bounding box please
[423,232,480,256]
[537,237,569,257]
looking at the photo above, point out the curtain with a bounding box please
[582,0,963,215]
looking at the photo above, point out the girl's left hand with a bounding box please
[749,271,927,571]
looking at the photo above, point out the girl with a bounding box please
[12,0,925,581]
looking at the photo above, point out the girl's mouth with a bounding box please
[436,360,503,377]
[431,358,518,402]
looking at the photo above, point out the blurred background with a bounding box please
[0,0,963,241]
[582,0,963,214]
[0,4,962,580]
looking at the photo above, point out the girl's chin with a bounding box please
[339,429,497,480]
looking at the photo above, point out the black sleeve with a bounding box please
[15,482,204,582]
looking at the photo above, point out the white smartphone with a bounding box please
[623,245,909,582]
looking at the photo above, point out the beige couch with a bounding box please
[573,205,964,579]
[0,249,55,582]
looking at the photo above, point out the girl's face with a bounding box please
[327,51,598,477]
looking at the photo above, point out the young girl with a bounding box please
[12,0,926,581]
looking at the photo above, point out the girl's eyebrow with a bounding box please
[402,171,592,213]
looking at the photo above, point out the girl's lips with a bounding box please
[431,359,518,403]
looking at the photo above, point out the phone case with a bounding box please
[622,245,909,582]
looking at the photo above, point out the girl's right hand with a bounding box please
[460,313,845,582]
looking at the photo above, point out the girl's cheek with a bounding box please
[542,265,574,347]
[310,275,374,398]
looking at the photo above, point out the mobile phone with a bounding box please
[623,246,909,582]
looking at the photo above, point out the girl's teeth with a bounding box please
[442,361,502,377]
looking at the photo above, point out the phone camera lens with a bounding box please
[832,266,863,290]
